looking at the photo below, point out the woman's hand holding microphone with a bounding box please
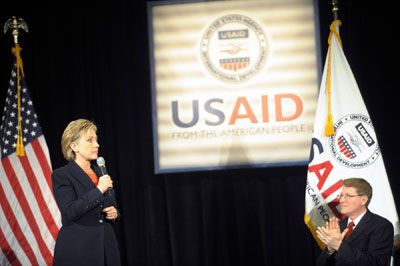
[97,174,113,194]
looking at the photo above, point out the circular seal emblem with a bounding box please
[328,114,380,168]
[200,14,268,83]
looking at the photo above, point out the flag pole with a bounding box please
[324,1,341,137]
[332,0,339,20]
[4,17,29,156]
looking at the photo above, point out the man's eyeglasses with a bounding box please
[337,194,363,200]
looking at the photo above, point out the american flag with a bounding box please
[0,61,61,265]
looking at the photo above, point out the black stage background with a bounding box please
[1,1,399,265]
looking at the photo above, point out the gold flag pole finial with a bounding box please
[4,17,29,156]
[4,16,29,44]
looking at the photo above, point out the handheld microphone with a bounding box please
[96,156,112,196]
[96,156,108,175]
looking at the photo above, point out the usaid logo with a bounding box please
[355,123,375,147]
[200,14,268,82]
[218,29,249,40]
[328,114,380,169]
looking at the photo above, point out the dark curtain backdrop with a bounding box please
[1,1,399,265]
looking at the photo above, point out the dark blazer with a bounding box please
[316,210,393,266]
[52,161,121,266]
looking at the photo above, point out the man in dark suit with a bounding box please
[316,177,393,266]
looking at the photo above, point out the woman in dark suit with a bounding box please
[52,119,121,266]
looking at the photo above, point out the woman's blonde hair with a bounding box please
[61,119,97,161]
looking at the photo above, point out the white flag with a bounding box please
[304,20,399,248]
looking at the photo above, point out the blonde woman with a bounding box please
[52,119,120,266]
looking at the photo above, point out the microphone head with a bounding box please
[96,156,106,167]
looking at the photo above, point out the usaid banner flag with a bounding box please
[304,20,399,247]
[148,0,320,173]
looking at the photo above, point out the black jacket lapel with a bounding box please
[346,210,371,243]
[67,161,96,190]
